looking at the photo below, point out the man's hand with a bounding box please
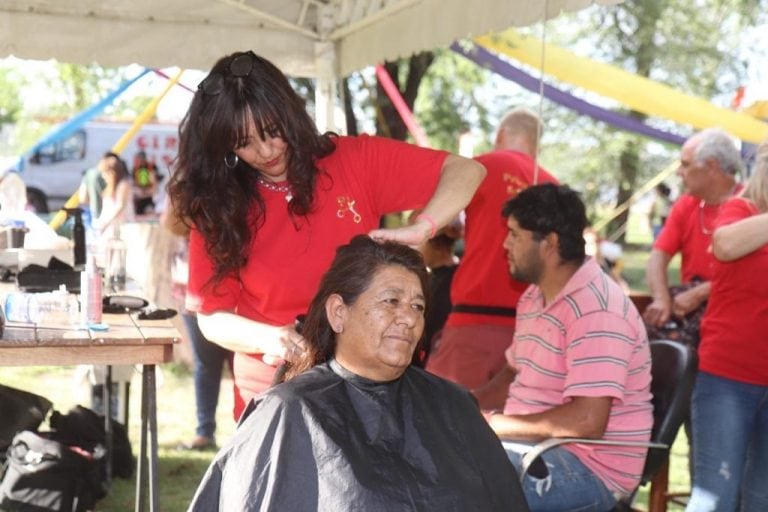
[671,284,708,318]
[643,293,672,327]
[473,365,517,411]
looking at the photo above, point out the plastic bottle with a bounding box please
[4,285,79,325]
[80,254,102,325]
[104,224,127,290]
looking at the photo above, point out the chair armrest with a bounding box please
[519,438,667,483]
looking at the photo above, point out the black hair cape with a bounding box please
[188,360,528,511]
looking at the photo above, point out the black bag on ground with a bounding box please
[0,430,106,512]
[49,406,133,479]
[0,385,53,463]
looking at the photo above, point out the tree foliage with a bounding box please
[52,63,127,114]
[414,49,498,152]
[541,0,765,241]
[0,67,23,125]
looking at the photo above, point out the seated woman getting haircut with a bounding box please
[188,235,528,512]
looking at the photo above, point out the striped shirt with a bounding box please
[503,257,653,495]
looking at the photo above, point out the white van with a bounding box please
[16,121,179,213]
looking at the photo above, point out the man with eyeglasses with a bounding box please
[643,128,743,343]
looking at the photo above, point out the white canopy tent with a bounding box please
[0,0,618,129]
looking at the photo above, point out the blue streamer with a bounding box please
[16,68,152,172]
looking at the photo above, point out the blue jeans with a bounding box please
[686,371,768,512]
[183,313,233,439]
[503,442,617,512]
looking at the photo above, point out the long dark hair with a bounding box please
[288,236,430,378]
[168,51,336,283]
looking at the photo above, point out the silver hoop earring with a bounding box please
[224,152,239,169]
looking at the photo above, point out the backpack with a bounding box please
[49,406,134,479]
[0,430,106,512]
[0,385,52,464]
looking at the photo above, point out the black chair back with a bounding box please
[641,339,698,481]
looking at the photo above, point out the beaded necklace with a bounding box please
[257,175,292,202]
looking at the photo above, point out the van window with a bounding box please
[30,129,86,164]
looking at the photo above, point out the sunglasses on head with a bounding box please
[198,50,257,95]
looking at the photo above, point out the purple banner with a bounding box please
[452,42,687,146]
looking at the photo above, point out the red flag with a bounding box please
[731,86,745,109]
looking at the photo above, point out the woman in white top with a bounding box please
[96,155,134,238]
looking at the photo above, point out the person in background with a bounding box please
[77,151,115,226]
[94,155,133,238]
[167,50,486,419]
[409,211,463,363]
[644,128,742,340]
[131,150,158,215]
[161,201,234,451]
[187,236,528,512]
[643,128,742,484]
[648,182,672,240]
[476,184,652,511]
[686,141,768,512]
[426,107,557,390]
[584,227,631,294]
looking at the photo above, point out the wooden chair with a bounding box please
[519,339,698,512]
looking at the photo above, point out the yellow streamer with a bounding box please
[592,161,678,234]
[476,30,768,144]
[49,69,185,230]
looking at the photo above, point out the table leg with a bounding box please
[104,365,113,487]
[135,365,158,511]
[135,364,148,512]
[147,364,159,511]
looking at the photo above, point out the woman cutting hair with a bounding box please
[168,50,485,418]
[188,236,527,511]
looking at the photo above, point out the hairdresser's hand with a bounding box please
[261,324,307,366]
[368,220,432,248]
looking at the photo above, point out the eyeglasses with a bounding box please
[198,51,257,95]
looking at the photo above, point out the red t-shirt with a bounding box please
[653,194,724,283]
[187,135,448,415]
[446,150,557,327]
[698,198,768,385]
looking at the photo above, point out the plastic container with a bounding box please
[80,255,102,325]
[4,286,79,325]
[105,234,127,290]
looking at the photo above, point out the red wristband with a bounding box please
[416,213,437,238]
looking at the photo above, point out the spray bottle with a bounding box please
[80,254,102,326]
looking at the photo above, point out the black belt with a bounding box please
[452,304,516,317]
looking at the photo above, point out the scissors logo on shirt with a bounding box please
[503,174,528,196]
[337,196,362,224]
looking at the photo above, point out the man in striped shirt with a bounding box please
[476,183,652,511]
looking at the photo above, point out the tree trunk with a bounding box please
[610,133,642,243]
[375,52,434,141]
[610,1,660,243]
[342,76,359,136]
